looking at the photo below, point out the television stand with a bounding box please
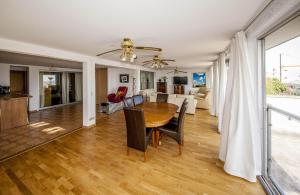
[174,85,184,94]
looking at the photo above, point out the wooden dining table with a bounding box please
[135,102,178,146]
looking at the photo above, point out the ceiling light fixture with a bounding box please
[97,38,161,63]
[143,55,175,69]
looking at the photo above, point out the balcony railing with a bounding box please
[266,104,300,195]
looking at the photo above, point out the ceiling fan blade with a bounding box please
[134,46,162,52]
[178,71,188,73]
[160,61,169,65]
[161,59,175,62]
[142,62,152,66]
[96,49,122,56]
[167,71,174,74]
[142,60,154,64]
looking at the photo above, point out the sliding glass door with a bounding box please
[262,14,300,195]
[67,72,82,103]
[40,71,82,108]
[40,72,63,108]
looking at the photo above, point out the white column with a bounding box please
[134,69,141,95]
[82,61,96,127]
[28,66,40,111]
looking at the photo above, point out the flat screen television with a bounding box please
[173,76,188,85]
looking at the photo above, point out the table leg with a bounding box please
[155,130,160,147]
[152,129,156,147]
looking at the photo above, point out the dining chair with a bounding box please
[156,93,169,103]
[123,107,153,162]
[123,97,134,108]
[132,95,144,106]
[170,98,188,124]
[157,98,188,155]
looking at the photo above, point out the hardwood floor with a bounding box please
[0,108,265,194]
[0,104,82,161]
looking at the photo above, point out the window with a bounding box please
[140,71,154,90]
[261,14,300,195]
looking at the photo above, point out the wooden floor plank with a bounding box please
[0,106,265,194]
[0,104,82,161]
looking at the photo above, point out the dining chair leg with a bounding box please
[152,130,156,147]
[144,151,147,162]
[178,144,182,156]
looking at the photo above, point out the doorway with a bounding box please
[10,66,28,95]
[96,68,108,105]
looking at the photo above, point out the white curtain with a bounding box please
[219,31,261,182]
[211,61,219,116]
[208,66,214,115]
[75,72,82,102]
[217,53,227,132]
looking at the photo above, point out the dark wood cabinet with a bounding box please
[157,82,167,93]
[174,85,184,94]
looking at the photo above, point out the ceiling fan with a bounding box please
[96,38,162,63]
[167,67,187,74]
[142,55,175,69]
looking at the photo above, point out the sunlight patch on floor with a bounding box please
[29,121,50,128]
[41,127,66,134]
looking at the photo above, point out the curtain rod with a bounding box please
[243,0,274,32]
[212,0,273,64]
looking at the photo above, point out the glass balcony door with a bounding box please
[262,14,300,195]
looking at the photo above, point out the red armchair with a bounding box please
[107,86,128,103]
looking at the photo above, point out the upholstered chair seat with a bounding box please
[123,97,134,108]
[107,86,128,103]
[132,95,144,106]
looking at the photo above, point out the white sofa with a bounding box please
[150,94,197,114]
[194,91,211,109]
[189,87,211,110]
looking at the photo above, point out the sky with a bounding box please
[266,36,300,84]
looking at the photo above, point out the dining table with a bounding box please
[135,102,179,146]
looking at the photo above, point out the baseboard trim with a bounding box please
[83,124,96,129]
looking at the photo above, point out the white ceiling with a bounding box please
[0,0,270,69]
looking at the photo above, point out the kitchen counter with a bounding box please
[0,94,31,100]
[0,95,30,131]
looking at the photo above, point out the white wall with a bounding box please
[155,68,210,94]
[0,63,10,85]
[0,38,154,127]
[0,63,82,111]
[28,66,39,111]
[107,67,135,97]
[82,61,96,127]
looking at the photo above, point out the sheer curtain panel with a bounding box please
[217,53,227,132]
[219,31,261,182]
